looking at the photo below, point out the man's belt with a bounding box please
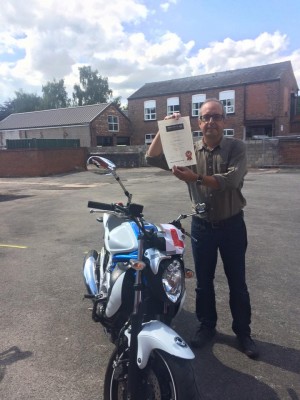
[200,210,244,229]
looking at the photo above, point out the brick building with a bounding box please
[0,103,131,148]
[127,61,299,145]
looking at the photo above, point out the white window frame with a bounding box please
[193,130,203,140]
[167,97,180,115]
[145,133,156,145]
[108,115,119,131]
[192,94,206,117]
[224,129,234,136]
[219,90,235,114]
[144,100,156,120]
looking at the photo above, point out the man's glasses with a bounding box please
[199,114,224,122]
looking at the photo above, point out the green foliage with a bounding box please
[11,90,43,113]
[111,96,122,109]
[42,79,70,109]
[72,66,112,106]
[0,101,14,121]
[0,66,116,117]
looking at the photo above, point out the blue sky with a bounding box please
[0,0,299,106]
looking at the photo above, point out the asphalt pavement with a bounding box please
[0,166,299,400]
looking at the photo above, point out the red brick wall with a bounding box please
[0,148,88,177]
[90,104,131,146]
[278,139,300,165]
[290,116,300,133]
[128,67,298,145]
[129,86,249,144]
[245,82,279,118]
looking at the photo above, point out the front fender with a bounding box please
[126,320,194,369]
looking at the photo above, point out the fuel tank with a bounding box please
[104,213,138,254]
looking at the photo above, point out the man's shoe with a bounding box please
[191,326,216,348]
[237,335,259,359]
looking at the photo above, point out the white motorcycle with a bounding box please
[83,156,204,400]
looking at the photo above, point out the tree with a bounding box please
[111,96,122,109]
[0,101,14,121]
[72,66,112,106]
[42,79,70,109]
[9,90,43,113]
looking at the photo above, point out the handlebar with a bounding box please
[88,201,144,218]
[87,201,115,211]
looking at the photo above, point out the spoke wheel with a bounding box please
[104,348,200,400]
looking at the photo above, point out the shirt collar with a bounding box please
[195,136,226,152]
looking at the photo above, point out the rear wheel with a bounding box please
[103,348,200,400]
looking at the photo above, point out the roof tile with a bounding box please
[128,61,296,99]
[0,103,109,130]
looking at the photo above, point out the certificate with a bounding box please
[158,116,196,168]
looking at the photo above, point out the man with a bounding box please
[146,98,258,359]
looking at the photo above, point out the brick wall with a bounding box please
[128,84,279,145]
[0,148,87,177]
[246,140,279,167]
[1,139,299,178]
[91,140,300,168]
[89,144,148,167]
[278,138,300,165]
[90,104,131,146]
[128,68,298,146]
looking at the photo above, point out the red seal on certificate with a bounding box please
[185,150,192,161]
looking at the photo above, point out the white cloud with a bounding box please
[189,31,290,74]
[0,1,299,107]
[160,0,178,12]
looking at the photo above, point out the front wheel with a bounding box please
[103,348,200,400]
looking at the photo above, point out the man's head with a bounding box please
[198,99,226,145]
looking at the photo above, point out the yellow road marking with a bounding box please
[0,244,28,249]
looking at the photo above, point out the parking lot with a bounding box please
[0,166,299,400]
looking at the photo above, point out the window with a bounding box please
[192,94,206,117]
[108,115,119,131]
[296,96,300,115]
[117,136,130,145]
[193,131,203,142]
[193,131,203,140]
[144,100,156,120]
[219,90,235,114]
[96,136,113,146]
[167,97,180,115]
[224,129,234,136]
[145,133,156,145]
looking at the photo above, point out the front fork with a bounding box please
[126,234,144,400]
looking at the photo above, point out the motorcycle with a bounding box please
[82,156,205,400]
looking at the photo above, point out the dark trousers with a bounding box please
[191,212,251,337]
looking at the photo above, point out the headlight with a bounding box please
[162,259,184,303]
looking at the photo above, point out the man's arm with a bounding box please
[146,131,163,157]
[172,166,220,189]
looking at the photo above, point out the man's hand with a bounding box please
[164,112,181,120]
[172,166,197,182]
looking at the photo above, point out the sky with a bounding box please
[1,0,300,107]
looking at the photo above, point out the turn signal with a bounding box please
[130,260,146,271]
[185,268,194,279]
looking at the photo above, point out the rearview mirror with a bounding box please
[87,156,116,173]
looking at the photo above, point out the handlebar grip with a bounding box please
[87,201,115,211]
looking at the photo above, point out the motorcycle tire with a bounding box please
[103,347,200,400]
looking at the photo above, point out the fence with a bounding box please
[90,140,300,169]
[246,136,300,168]
[6,138,80,150]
